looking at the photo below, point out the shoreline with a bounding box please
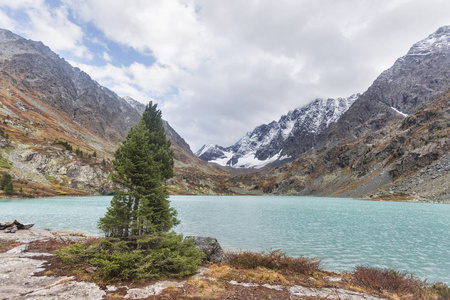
[1,228,448,300]
[1,192,449,204]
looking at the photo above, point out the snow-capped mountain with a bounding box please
[196,94,359,168]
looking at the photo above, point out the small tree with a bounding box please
[1,172,14,194]
[58,102,203,280]
[99,102,178,238]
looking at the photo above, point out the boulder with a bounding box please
[184,236,227,263]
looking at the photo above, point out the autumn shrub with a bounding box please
[228,249,321,275]
[427,282,450,299]
[353,266,424,295]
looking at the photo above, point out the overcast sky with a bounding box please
[1,0,449,151]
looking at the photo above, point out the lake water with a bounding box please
[1,195,449,284]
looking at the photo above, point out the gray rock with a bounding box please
[289,286,384,299]
[21,223,34,230]
[124,281,184,299]
[184,236,227,263]
[5,225,18,233]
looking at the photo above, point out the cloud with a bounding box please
[102,52,112,62]
[3,0,450,151]
[0,0,91,59]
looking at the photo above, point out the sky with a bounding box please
[0,0,450,151]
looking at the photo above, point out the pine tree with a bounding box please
[1,172,12,189]
[99,103,178,238]
[142,102,174,180]
[1,172,14,195]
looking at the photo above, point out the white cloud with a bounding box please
[0,0,91,59]
[102,52,112,62]
[0,10,16,29]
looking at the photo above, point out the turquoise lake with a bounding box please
[0,195,449,284]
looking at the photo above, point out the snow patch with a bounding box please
[391,107,408,117]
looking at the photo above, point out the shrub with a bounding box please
[56,232,204,281]
[228,249,321,276]
[54,140,73,151]
[428,282,450,299]
[353,266,424,295]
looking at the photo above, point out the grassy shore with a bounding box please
[1,229,449,299]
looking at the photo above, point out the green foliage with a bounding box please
[93,151,97,158]
[228,249,321,276]
[1,172,14,194]
[99,102,177,239]
[55,140,73,151]
[56,232,204,280]
[141,102,174,180]
[75,148,83,157]
[0,155,12,169]
[428,282,450,299]
[0,127,8,139]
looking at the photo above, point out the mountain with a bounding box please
[0,28,231,197]
[196,94,359,168]
[242,91,450,202]
[0,29,142,146]
[227,26,450,202]
[323,25,450,145]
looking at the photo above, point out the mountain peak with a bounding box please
[407,25,450,56]
[0,28,22,42]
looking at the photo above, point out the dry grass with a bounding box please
[228,249,321,276]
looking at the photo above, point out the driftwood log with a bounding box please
[0,220,34,232]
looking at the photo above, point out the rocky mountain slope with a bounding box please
[197,94,359,168]
[0,28,231,197]
[238,91,450,202]
[323,25,450,145]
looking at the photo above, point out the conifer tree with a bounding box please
[99,103,178,238]
[1,172,14,195]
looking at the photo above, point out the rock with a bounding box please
[85,267,97,273]
[124,281,184,299]
[21,223,34,230]
[6,244,29,254]
[5,225,18,233]
[184,236,227,263]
